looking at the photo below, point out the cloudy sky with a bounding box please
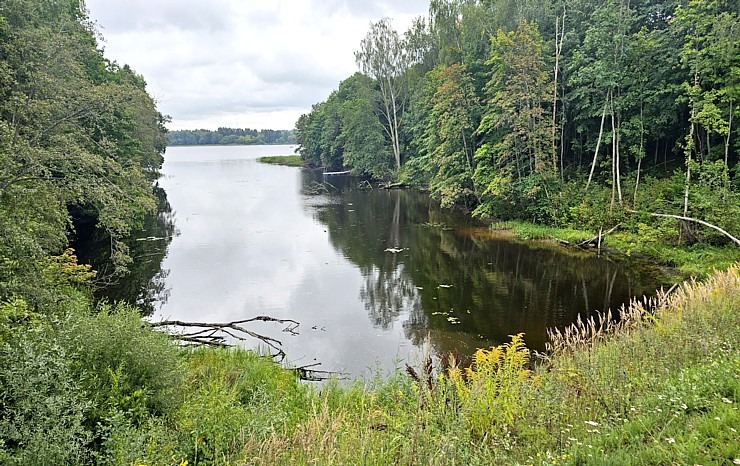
[85,1,430,131]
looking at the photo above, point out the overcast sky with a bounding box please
[85,1,430,131]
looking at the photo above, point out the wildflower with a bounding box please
[666,438,676,444]
[585,420,599,427]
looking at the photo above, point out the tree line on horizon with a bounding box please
[295,0,739,244]
[168,127,296,146]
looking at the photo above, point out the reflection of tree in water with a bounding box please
[300,171,666,356]
[359,264,422,330]
[72,185,176,316]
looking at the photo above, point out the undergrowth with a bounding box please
[1,265,738,464]
[501,220,740,279]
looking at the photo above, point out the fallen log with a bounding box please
[626,210,740,247]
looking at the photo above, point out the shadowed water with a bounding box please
[93,145,667,379]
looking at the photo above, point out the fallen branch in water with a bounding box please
[626,210,740,247]
[149,316,344,381]
[292,362,347,381]
[150,315,300,361]
[578,223,621,248]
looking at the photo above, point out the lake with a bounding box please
[102,145,667,379]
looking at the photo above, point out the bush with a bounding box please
[0,301,92,465]
[61,303,184,426]
[447,334,536,441]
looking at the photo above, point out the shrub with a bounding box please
[447,334,536,440]
[0,308,92,465]
[61,303,184,426]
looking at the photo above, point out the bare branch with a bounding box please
[150,316,301,360]
[626,210,740,247]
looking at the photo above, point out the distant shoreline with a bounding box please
[167,143,297,147]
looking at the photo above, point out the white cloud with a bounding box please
[86,0,429,130]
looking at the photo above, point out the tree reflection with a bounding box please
[300,171,666,355]
[72,185,176,316]
[359,264,422,330]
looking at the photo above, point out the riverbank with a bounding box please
[494,220,740,280]
[87,267,740,463]
[3,257,736,464]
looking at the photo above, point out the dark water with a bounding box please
[88,145,666,378]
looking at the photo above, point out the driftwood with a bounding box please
[626,210,740,247]
[578,223,622,251]
[379,181,406,190]
[357,179,374,190]
[150,316,343,381]
[293,362,347,382]
[150,315,300,360]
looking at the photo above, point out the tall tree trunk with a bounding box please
[552,12,565,175]
[684,70,699,217]
[726,99,733,167]
[634,103,644,206]
[612,93,622,206]
[586,97,610,191]
[634,156,642,207]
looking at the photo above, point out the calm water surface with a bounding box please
[131,145,664,378]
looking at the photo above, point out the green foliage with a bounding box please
[168,127,295,146]
[62,303,183,425]
[257,155,303,167]
[410,63,480,208]
[0,0,168,305]
[0,325,92,465]
[447,334,535,440]
[296,73,393,177]
[0,292,185,465]
[172,348,308,463]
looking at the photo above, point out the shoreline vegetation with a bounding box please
[4,262,735,464]
[493,220,740,280]
[257,155,304,167]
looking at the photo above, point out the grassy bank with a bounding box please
[497,220,740,279]
[148,265,740,464]
[257,155,303,167]
[6,264,736,464]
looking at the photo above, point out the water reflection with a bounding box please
[300,170,665,353]
[88,146,667,378]
[73,185,175,316]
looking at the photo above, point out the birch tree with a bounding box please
[355,18,409,170]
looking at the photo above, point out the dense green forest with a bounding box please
[297,0,740,248]
[0,0,168,303]
[168,127,295,145]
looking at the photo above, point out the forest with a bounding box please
[297,0,740,250]
[168,127,295,146]
[0,0,738,464]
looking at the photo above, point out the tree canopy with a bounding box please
[296,0,740,244]
[0,0,168,304]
